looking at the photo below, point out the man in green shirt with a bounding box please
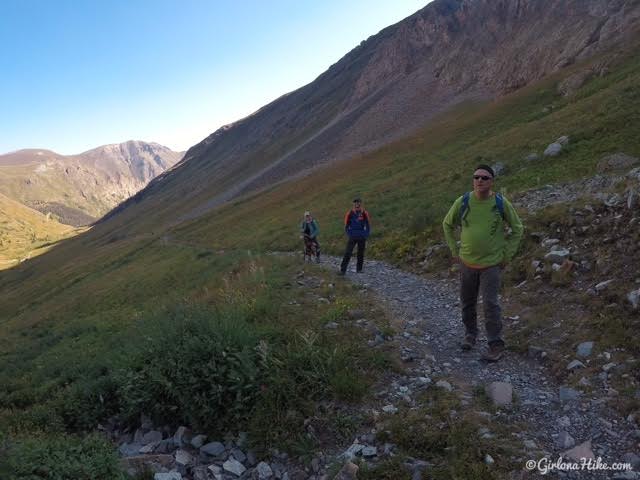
[442,165,524,361]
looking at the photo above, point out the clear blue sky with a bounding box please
[0,0,429,155]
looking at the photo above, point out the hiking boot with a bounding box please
[483,343,505,362]
[337,270,346,276]
[460,335,476,351]
[316,255,321,263]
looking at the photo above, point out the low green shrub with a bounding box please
[1,433,125,480]
[116,307,260,433]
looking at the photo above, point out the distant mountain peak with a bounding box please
[0,141,183,226]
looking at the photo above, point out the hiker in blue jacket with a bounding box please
[339,198,371,275]
[300,211,321,262]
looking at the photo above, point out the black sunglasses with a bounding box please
[473,175,493,181]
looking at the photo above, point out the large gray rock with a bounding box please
[190,434,207,449]
[576,341,594,358]
[545,249,570,263]
[200,441,225,457]
[154,474,182,480]
[223,458,246,477]
[361,446,378,458]
[173,426,192,448]
[341,443,364,460]
[486,382,513,406]
[544,142,563,157]
[256,461,274,479]
[567,359,585,370]
[174,449,193,468]
[155,438,177,454]
[563,440,595,461]
[230,448,246,463]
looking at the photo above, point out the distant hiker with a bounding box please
[442,165,523,362]
[339,198,371,275]
[301,211,321,262]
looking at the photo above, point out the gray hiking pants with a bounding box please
[460,263,504,346]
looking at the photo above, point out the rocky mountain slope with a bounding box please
[0,141,183,226]
[103,0,640,228]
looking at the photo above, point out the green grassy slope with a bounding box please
[173,50,640,260]
[0,193,77,269]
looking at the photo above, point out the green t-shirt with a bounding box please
[442,192,524,267]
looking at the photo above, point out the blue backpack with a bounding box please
[459,191,505,225]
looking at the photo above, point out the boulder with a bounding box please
[361,446,378,458]
[190,434,207,449]
[563,440,595,461]
[154,474,182,480]
[256,461,274,479]
[545,249,570,263]
[174,449,193,468]
[567,360,585,370]
[544,142,563,157]
[200,441,226,457]
[173,426,192,448]
[230,448,246,463]
[576,341,594,358]
[223,458,246,477]
[486,382,513,406]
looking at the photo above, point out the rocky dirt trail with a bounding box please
[318,255,640,479]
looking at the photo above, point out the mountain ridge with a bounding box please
[102,0,640,230]
[0,140,183,226]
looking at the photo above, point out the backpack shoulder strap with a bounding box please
[459,192,471,224]
[495,192,505,219]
